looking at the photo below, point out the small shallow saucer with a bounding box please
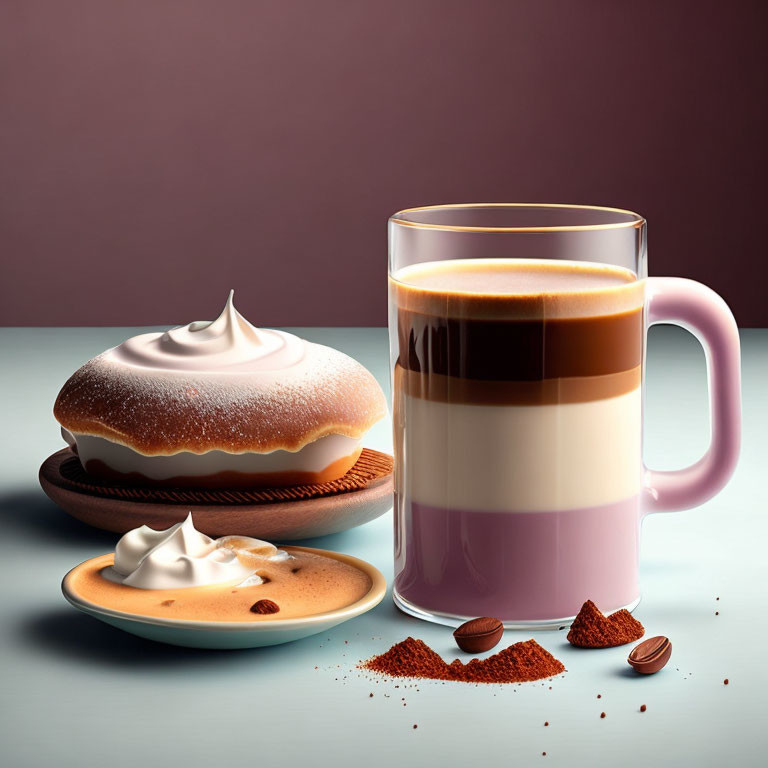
[62,547,386,649]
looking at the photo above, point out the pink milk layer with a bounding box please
[394,496,641,622]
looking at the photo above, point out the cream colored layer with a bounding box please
[66,430,362,481]
[396,388,641,511]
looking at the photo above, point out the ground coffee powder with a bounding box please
[362,637,565,683]
[567,600,644,648]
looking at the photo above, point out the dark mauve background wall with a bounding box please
[0,0,766,327]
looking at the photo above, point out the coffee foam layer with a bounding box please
[391,258,644,319]
[69,549,373,621]
[395,388,642,511]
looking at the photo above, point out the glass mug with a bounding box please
[388,204,740,628]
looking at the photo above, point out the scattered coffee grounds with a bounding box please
[369,693,373,698]
[544,721,549,727]
[600,712,606,719]
[640,704,647,712]
[597,694,602,699]
[361,637,565,684]
[567,600,644,648]
[724,678,729,685]
[715,611,719,616]
[250,599,280,615]
[413,725,418,730]
[362,638,446,679]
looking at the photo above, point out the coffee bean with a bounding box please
[628,636,672,675]
[250,599,280,615]
[453,616,504,653]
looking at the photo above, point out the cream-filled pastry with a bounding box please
[54,292,387,487]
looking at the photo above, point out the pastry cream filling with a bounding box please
[64,429,362,481]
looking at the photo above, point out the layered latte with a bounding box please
[390,258,645,622]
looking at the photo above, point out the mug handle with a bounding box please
[643,277,741,514]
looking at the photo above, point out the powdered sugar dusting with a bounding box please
[55,340,387,455]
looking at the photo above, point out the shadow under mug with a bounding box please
[387,204,741,628]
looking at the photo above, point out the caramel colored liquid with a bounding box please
[68,547,373,621]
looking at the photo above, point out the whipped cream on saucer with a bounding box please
[108,513,290,589]
[108,290,306,373]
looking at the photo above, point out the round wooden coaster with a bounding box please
[39,448,393,540]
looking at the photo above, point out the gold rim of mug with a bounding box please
[389,202,646,233]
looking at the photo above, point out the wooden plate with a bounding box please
[39,448,393,540]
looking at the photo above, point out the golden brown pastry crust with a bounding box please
[54,342,387,456]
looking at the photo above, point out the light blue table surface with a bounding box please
[1,326,766,767]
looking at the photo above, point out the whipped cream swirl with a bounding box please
[111,513,290,589]
[107,291,305,372]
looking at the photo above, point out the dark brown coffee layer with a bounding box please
[395,364,640,405]
[397,308,643,381]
